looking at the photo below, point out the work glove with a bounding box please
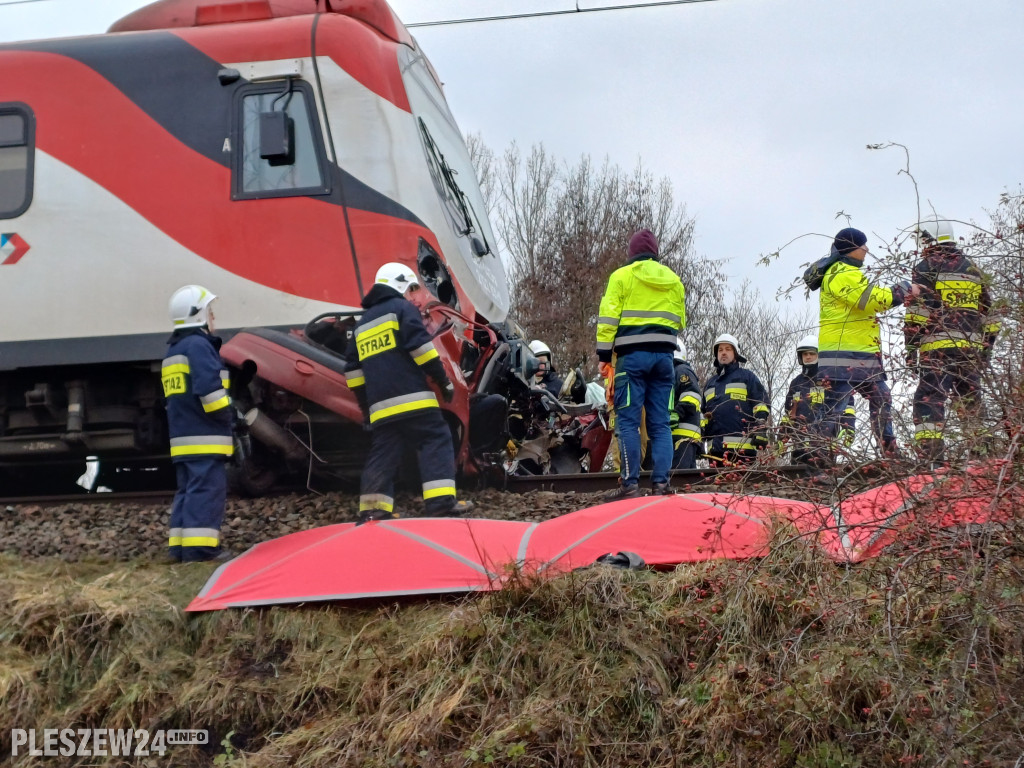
[752,432,769,450]
[440,380,455,404]
[598,362,615,382]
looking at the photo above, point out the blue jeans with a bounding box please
[613,350,674,485]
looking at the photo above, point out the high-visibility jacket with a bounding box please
[702,361,769,450]
[343,283,450,427]
[905,244,997,355]
[818,258,906,379]
[162,329,233,461]
[596,255,686,363]
[670,359,702,444]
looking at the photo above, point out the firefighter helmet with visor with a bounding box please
[712,333,747,364]
[795,334,819,365]
[169,285,217,329]
[374,263,420,295]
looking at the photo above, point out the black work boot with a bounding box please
[357,509,401,526]
[432,499,475,517]
[604,482,640,502]
[651,481,674,496]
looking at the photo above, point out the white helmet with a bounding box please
[169,285,216,329]
[673,337,687,363]
[374,262,419,295]
[713,333,746,364]
[529,340,552,358]
[795,334,818,365]
[915,216,955,246]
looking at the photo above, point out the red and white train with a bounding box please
[0,0,579,491]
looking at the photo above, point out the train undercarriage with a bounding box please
[0,308,611,496]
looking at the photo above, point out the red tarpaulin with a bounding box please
[188,518,534,612]
[188,464,1021,611]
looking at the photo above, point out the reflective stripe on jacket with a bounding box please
[818,259,897,357]
[596,255,686,363]
[702,362,769,440]
[343,283,447,427]
[163,329,233,461]
[670,359,702,442]
[904,244,995,354]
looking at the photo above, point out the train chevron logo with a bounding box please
[0,233,30,265]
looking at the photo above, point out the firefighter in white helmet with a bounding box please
[701,333,770,466]
[781,334,855,465]
[905,216,998,463]
[163,285,234,563]
[528,339,564,399]
[342,262,473,522]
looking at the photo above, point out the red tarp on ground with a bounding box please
[187,518,533,611]
[188,463,1022,611]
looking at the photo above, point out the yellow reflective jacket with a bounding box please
[818,260,898,356]
[596,257,686,363]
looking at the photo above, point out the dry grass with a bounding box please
[1,489,1023,767]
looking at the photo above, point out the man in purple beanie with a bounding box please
[596,229,687,497]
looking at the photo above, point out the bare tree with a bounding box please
[712,281,817,416]
[468,138,726,377]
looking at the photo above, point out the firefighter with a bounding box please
[529,339,564,399]
[596,228,686,498]
[702,333,770,466]
[781,335,855,465]
[344,262,473,523]
[905,216,999,462]
[163,285,234,563]
[670,338,702,469]
[815,227,918,456]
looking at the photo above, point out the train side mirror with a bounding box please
[259,111,294,166]
[471,236,489,257]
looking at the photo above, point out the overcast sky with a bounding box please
[3,0,1022,309]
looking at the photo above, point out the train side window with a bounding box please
[0,104,34,219]
[232,80,330,200]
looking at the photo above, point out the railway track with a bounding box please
[0,465,822,506]
[0,489,177,507]
[500,464,815,494]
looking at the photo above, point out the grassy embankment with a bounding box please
[1,513,1023,767]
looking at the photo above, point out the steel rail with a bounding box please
[500,464,814,494]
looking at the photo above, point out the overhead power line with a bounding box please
[406,0,722,28]
[0,0,723,20]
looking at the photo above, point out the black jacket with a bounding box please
[162,328,233,461]
[702,361,769,442]
[671,359,702,441]
[905,243,996,356]
[342,284,450,427]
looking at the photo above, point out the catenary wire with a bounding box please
[0,0,724,18]
[406,0,722,28]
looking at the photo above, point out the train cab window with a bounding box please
[0,105,34,219]
[232,80,330,200]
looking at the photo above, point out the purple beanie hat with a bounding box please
[628,229,659,259]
